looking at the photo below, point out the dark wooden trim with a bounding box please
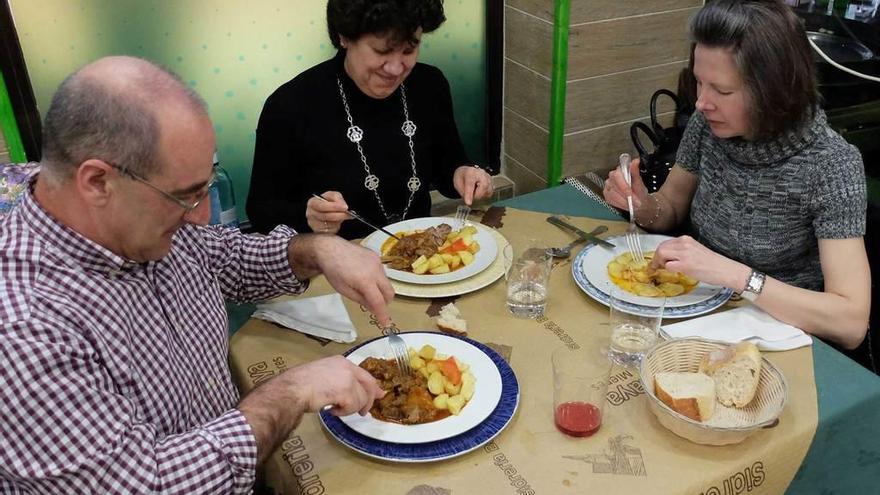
[0,0,41,161]
[485,0,503,174]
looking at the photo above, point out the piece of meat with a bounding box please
[358,356,450,425]
[383,223,453,272]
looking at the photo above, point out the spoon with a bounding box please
[547,225,609,258]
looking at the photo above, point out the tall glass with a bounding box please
[608,287,665,367]
[505,241,552,318]
[552,346,612,437]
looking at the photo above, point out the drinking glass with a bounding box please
[552,346,612,437]
[505,240,552,318]
[608,286,665,368]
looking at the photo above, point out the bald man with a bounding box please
[0,56,391,493]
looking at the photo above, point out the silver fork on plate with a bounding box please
[454,204,471,230]
[384,326,412,376]
[618,153,646,264]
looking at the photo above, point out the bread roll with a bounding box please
[436,303,467,335]
[699,342,762,408]
[654,372,716,422]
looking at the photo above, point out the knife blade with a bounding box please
[546,216,615,249]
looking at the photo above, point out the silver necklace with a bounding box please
[337,77,420,223]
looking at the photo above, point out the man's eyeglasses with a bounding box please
[107,162,216,213]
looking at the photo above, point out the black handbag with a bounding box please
[630,89,691,192]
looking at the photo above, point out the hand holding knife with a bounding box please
[311,193,401,240]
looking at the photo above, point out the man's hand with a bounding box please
[238,355,385,463]
[288,234,395,326]
[650,235,750,291]
[453,165,494,205]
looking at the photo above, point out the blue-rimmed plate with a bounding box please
[572,237,733,318]
[319,332,520,462]
[338,333,503,444]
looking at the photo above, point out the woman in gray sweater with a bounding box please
[604,0,870,349]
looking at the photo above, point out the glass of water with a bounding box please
[608,286,665,367]
[505,240,552,318]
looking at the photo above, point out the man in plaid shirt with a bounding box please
[0,56,391,493]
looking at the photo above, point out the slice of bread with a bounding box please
[436,303,467,336]
[654,372,716,422]
[699,342,762,408]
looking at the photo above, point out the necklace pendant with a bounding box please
[401,120,417,137]
[407,176,421,192]
[364,174,380,191]
[347,125,364,143]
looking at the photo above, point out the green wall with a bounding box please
[10,0,486,221]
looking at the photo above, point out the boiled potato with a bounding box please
[425,361,440,375]
[429,264,451,274]
[410,355,426,370]
[412,262,430,275]
[608,250,698,298]
[433,393,449,410]
[440,253,456,264]
[450,255,462,270]
[461,380,475,401]
[410,255,428,270]
[427,371,447,395]
[461,226,478,236]
[633,283,663,297]
[467,241,480,254]
[447,394,466,415]
[608,261,624,279]
[459,251,475,266]
[418,345,436,360]
[444,380,461,395]
[418,367,431,379]
[461,371,475,385]
[658,282,685,297]
[427,254,444,270]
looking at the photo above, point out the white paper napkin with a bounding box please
[662,305,812,351]
[252,294,357,343]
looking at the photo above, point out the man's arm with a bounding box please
[237,355,385,463]
[0,322,256,494]
[286,233,395,327]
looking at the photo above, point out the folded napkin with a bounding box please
[662,305,812,351]
[252,294,357,343]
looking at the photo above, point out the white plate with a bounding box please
[579,234,725,308]
[363,217,499,285]
[339,332,503,444]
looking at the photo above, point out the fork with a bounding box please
[384,326,412,377]
[454,204,471,230]
[618,153,646,265]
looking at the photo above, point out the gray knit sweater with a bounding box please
[676,109,866,291]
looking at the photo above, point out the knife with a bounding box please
[547,216,615,249]
[311,193,401,240]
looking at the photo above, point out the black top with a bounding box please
[246,51,469,239]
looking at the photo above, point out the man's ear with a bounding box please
[76,159,115,206]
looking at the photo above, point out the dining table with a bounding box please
[227,183,880,494]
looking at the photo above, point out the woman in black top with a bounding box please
[247,0,494,239]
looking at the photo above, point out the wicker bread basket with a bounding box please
[639,338,788,446]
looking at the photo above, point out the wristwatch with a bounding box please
[740,270,766,302]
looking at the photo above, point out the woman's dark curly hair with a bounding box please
[690,0,820,140]
[327,0,446,49]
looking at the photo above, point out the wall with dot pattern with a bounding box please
[10,0,486,221]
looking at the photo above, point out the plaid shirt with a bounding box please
[0,183,307,493]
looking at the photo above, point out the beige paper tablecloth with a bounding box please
[229,208,818,494]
